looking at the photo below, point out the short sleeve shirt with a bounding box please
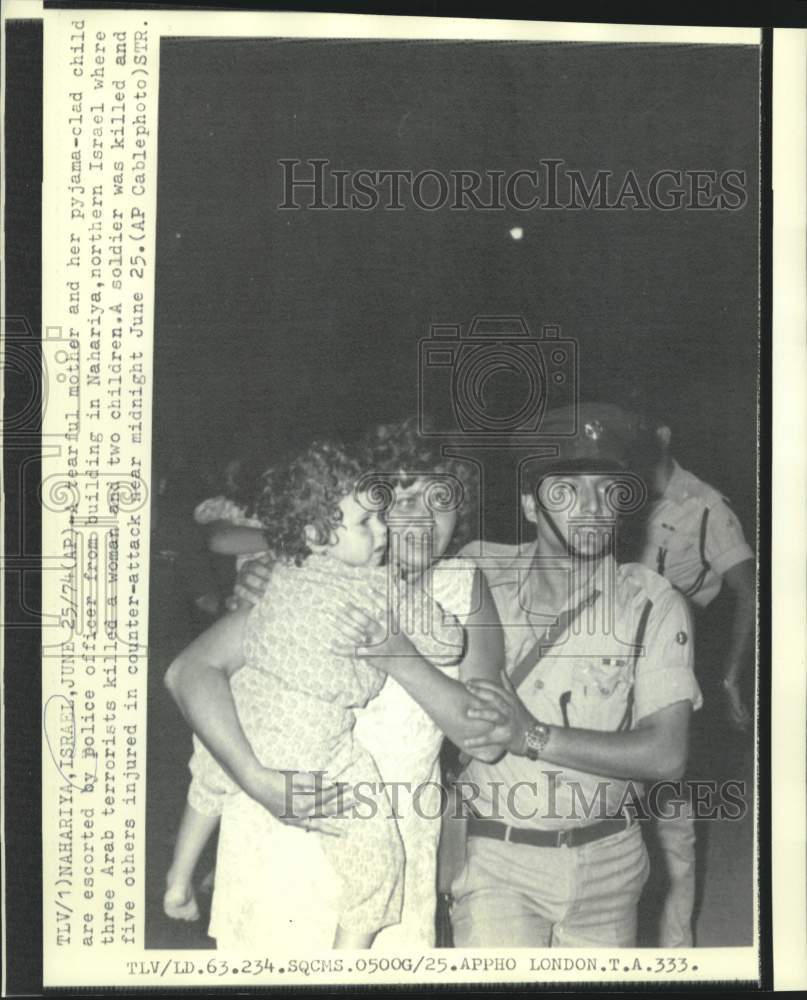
[459,541,701,829]
[638,462,754,608]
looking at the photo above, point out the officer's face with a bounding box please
[525,473,620,559]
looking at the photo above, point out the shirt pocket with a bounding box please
[564,657,636,731]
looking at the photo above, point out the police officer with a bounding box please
[634,419,755,728]
[448,403,702,948]
[630,413,755,948]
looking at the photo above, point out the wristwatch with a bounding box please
[523,721,551,761]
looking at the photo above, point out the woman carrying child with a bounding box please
[165,420,510,949]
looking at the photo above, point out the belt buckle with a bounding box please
[557,828,571,848]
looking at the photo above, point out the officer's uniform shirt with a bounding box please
[639,461,753,609]
[459,540,702,830]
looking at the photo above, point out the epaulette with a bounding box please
[618,561,679,605]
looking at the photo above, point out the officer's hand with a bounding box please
[232,554,274,608]
[723,679,751,733]
[462,669,535,756]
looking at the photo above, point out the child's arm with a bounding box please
[204,522,267,556]
[333,570,510,761]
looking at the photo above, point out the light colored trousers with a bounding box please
[451,822,650,948]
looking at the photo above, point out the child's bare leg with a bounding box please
[164,803,219,921]
[198,866,216,894]
[332,925,375,949]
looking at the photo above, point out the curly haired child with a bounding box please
[164,439,464,948]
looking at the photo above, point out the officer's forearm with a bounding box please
[722,588,756,684]
[529,702,691,782]
[721,558,756,684]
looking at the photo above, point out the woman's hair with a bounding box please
[256,440,362,566]
[360,416,479,554]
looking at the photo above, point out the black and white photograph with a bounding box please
[10,2,807,992]
[142,27,761,962]
[8,0,807,991]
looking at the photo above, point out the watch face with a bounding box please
[526,724,548,760]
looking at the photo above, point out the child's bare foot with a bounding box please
[164,870,200,921]
[333,925,373,949]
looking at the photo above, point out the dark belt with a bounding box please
[466,814,630,849]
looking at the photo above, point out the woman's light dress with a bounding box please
[208,557,476,951]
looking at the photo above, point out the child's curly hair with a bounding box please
[359,416,479,554]
[256,440,362,566]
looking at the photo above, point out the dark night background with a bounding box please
[145,38,760,950]
[153,38,759,537]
